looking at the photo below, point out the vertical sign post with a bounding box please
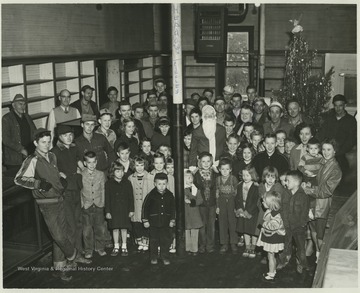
[171,3,185,256]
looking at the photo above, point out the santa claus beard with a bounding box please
[203,118,217,140]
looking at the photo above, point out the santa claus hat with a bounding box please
[201,105,216,118]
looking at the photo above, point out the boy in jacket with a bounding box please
[142,173,175,265]
[278,170,310,273]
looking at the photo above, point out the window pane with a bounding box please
[226,32,249,66]
[225,67,249,94]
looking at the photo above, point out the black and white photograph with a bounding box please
[1,1,358,289]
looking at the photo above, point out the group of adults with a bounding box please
[2,78,173,173]
[183,84,356,176]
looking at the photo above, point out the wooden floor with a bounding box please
[4,244,317,289]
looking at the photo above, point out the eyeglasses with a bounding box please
[60,95,71,98]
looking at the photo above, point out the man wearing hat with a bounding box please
[2,94,36,170]
[75,114,116,174]
[95,109,117,148]
[15,128,82,281]
[50,125,91,265]
[318,94,357,173]
[70,85,100,118]
[263,101,294,138]
[47,89,81,146]
[189,105,226,168]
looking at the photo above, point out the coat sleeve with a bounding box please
[142,191,151,222]
[14,156,41,190]
[170,192,176,221]
[103,136,116,167]
[2,115,24,153]
[317,167,342,199]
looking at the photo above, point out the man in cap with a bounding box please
[95,109,117,148]
[50,125,91,265]
[70,85,100,118]
[189,105,226,168]
[47,89,81,146]
[263,101,294,138]
[318,94,357,173]
[15,128,83,281]
[75,114,116,174]
[2,94,36,170]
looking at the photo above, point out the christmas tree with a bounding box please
[273,18,334,131]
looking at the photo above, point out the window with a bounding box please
[225,27,254,94]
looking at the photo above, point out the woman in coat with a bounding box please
[304,138,342,261]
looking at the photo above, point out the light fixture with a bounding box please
[254,3,261,8]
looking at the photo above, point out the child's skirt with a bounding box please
[257,231,284,253]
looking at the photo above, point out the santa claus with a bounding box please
[189,105,226,169]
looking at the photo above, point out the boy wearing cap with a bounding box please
[75,114,116,174]
[95,109,117,148]
[263,101,294,138]
[15,128,80,281]
[47,89,81,146]
[142,173,175,265]
[50,125,90,264]
[70,85,100,118]
[2,94,36,170]
[100,86,119,118]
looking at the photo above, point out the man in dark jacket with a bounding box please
[142,173,175,265]
[70,85,100,118]
[318,94,357,173]
[2,94,36,170]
